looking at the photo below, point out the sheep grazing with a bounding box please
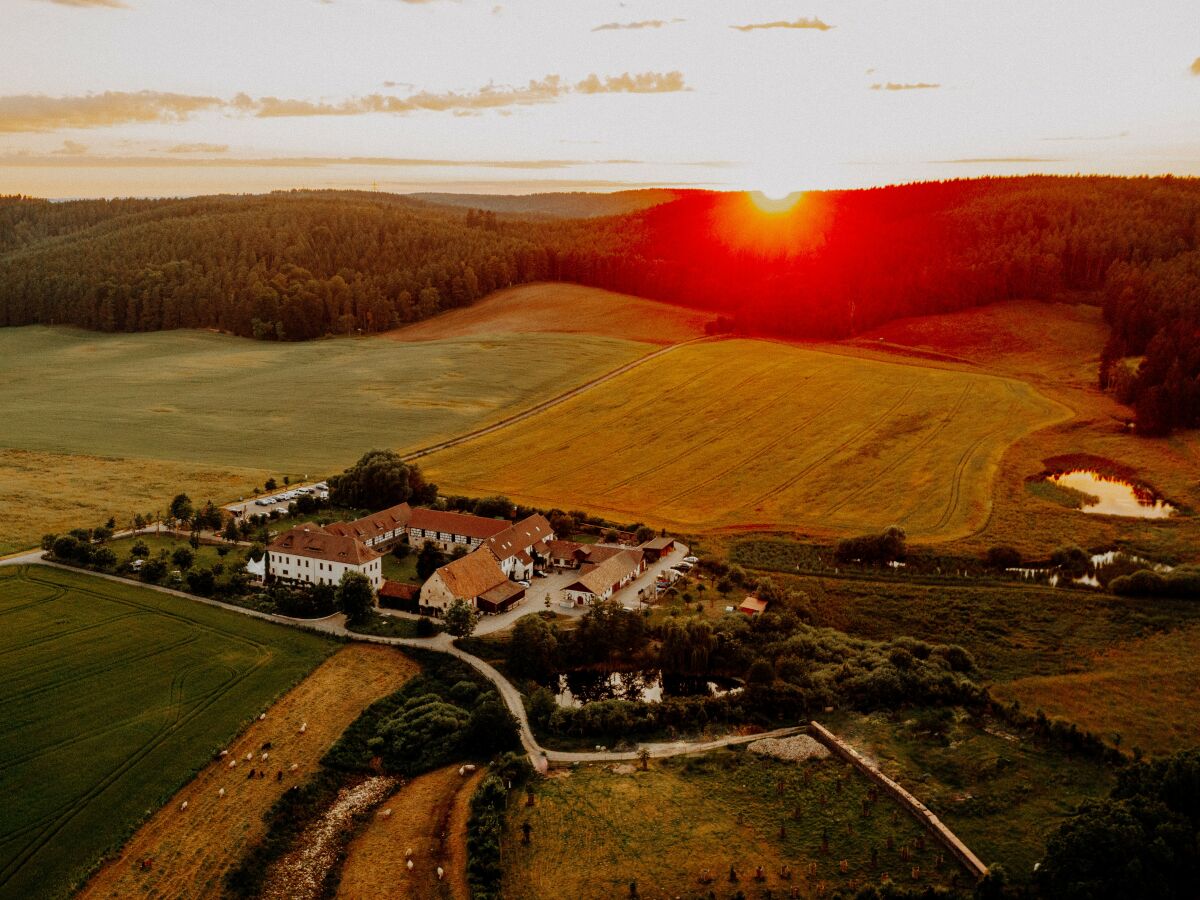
[289,763,299,771]
[299,722,307,734]
[179,801,188,811]
[218,788,225,799]
[458,766,466,777]
[464,764,477,773]
[261,752,269,761]
[219,749,229,758]
[405,848,413,859]
[258,713,266,721]
[228,759,238,768]
[244,752,253,761]
[380,808,392,818]
[406,860,414,872]
[437,866,444,881]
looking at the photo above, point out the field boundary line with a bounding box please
[401,336,725,462]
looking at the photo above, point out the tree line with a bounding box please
[4,177,1200,431]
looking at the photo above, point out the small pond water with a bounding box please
[554,669,742,707]
[1048,470,1176,519]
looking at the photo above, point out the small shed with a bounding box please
[739,596,769,617]
[379,580,420,613]
[477,581,525,615]
[639,536,676,562]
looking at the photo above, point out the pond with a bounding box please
[1047,470,1176,519]
[554,669,742,707]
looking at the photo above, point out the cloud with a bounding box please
[165,142,229,153]
[35,0,129,7]
[730,17,833,32]
[0,91,222,132]
[870,82,941,91]
[593,18,684,32]
[51,139,88,155]
[932,157,1060,164]
[0,73,688,132]
[1192,57,1200,75]
[0,153,679,169]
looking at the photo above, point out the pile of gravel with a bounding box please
[748,734,830,762]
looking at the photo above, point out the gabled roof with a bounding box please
[379,580,419,600]
[640,536,675,550]
[436,548,509,600]
[565,550,643,595]
[325,502,412,543]
[409,508,510,541]
[269,525,379,566]
[546,539,586,559]
[487,514,554,561]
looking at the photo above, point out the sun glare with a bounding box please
[749,190,802,214]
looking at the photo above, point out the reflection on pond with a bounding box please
[1048,470,1175,519]
[554,669,742,707]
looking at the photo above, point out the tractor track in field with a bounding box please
[742,381,921,512]
[821,382,975,522]
[402,336,723,464]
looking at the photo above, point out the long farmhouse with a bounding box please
[267,524,384,590]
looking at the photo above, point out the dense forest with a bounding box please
[2,176,1199,431]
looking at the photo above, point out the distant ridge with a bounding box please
[411,189,688,218]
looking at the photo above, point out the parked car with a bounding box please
[533,570,548,578]
[683,556,698,564]
[517,580,531,588]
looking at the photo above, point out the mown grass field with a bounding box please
[387,281,710,345]
[501,750,970,899]
[0,565,333,900]
[422,338,1066,538]
[0,323,651,553]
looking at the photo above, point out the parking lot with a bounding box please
[223,482,329,519]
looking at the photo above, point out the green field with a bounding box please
[0,565,333,900]
[502,749,970,899]
[422,339,1067,538]
[0,325,650,553]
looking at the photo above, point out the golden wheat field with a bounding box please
[420,338,1067,538]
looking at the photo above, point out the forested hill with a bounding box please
[410,189,685,218]
[1,177,1198,431]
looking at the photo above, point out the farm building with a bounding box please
[639,536,676,562]
[267,525,383,590]
[545,540,628,570]
[562,549,646,606]
[324,502,412,549]
[739,596,769,616]
[378,580,420,613]
[407,508,510,553]
[485,514,555,579]
[419,547,526,615]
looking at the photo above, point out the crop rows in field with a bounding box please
[0,566,330,900]
[422,339,1066,537]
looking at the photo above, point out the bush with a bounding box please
[985,545,1022,569]
[835,526,907,564]
[415,616,435,637]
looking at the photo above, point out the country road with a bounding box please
[1,557,795,773]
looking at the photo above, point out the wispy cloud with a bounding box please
[870,82,941,91]
[730,18,833,33]
[932,157,1060,164]
[593,18,684,32]
[0,91,223,132]
[165,142,229,153]
[51,139,88,155]
[0,73,688,132]
[35,0,129,7]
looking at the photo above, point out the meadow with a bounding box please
[421,338,1067,538]
[500,749,970,899]
[0,321,651,553]
[0,565,333,900]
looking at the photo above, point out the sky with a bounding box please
[2,0,1199,198]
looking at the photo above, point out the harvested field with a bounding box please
[0,565,333,900]
[79,644,417,900]
[422,338,1066,538]
[502,750,970,899]
[387,282,710,345]
[991,625,1200,757]
[338,764,485,900]
[0,324,650,553]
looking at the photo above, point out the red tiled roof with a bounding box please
[487,514,554,561]
[325,502,412,543]
[437,548,509,599]
[379,580,419,600]
[739,596,769,614]
[269,525,379,565]
[640,536,675,550]
[566,550,643,596]
[409,508,510,541]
